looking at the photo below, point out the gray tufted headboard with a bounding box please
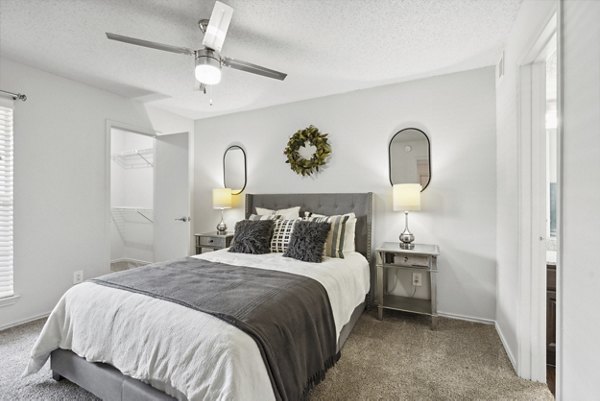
[245,193,374,259]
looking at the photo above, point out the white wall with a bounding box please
[0,58,193,329]
[194,67,497,321]
[561,1,600,398]
[494,0,556,365]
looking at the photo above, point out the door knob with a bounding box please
[175,216,191,222]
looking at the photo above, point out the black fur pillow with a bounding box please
[229,220,275,254]
[283,221,331,263]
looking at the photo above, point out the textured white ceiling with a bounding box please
[0,0,521,119]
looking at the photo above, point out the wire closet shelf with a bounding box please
[112,148,154,169]
[111,207,154,224]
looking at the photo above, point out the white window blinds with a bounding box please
[0,101,14,299]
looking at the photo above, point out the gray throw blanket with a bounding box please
[90,257,338,401]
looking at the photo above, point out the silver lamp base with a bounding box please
[216,209,227,234]
[399,230,415,249]
[399,211,415,249]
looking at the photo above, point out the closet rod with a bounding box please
[136,151,153,167]
[0,89,27,101]
[136,211,153,223]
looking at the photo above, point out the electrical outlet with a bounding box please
[412,272,423,287]
[73,270,84,284]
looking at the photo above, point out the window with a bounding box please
[0,100,14,299]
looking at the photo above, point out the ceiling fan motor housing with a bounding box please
[195,48,222,85]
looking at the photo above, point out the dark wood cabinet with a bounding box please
[547,263,557,396]
[547,264,556,367]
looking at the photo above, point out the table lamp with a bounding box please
[212,188,232,234]
[393,183,422,249]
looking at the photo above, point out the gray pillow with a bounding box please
[283,221,331,263]
[229,220,275,254]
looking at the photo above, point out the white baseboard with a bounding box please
[438,311,495,325]
[0,311,51,332]
[495,321,517,371]
[111,257,151,264]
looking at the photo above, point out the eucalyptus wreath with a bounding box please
[284,125,332,176]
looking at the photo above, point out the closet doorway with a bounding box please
[108,125,190,272]
[110,128,156,270]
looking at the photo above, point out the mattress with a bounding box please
[26,250,370,401]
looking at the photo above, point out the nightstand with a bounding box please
[376,242,440,329]
[195,232,233,254]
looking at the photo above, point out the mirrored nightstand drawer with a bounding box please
[195,232,233,254]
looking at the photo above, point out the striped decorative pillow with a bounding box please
[270,219,298,253]
[248,214,282,221]
[309,212,356,253]
[308,214,350,258]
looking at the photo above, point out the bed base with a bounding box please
[51,350,176,401]
[51,301,366,401]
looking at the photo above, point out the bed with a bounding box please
[26,192,374,401]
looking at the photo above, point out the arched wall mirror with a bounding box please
[389,128,431,190]
[223,145,247,195]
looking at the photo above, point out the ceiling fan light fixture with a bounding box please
[195,50,222,85]
[195,63,221,85]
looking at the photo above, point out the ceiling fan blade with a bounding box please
[201,1,233,52]
[106,33,194,56]
[222,57,287,81]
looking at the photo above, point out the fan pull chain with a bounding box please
[208,85,214,107]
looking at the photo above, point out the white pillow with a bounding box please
[256,206,301,220]
[248,214,282,221]
[344,215,357,253]
[310,212,356,254]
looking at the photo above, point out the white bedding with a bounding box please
[25,250,370,401]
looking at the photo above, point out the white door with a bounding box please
[154,132,190,261]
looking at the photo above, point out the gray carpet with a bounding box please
[310,312,553,400]
[0,319,97,401]
[0,312,553,401]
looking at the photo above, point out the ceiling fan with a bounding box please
[106,1,287,87]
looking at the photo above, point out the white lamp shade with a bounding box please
[393,183,422,211]
[212,188,232,209]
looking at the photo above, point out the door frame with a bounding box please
[105,120,157,267]
[516,6,562,397]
